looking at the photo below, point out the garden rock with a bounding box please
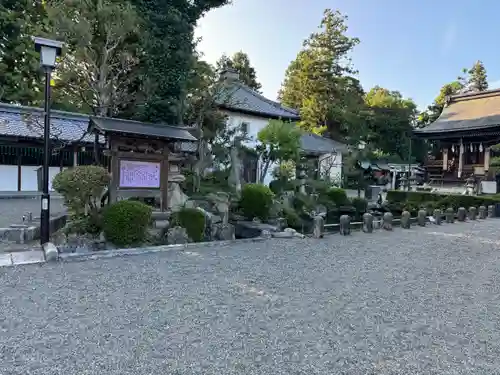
[400,210,411,229]
[234,221,279,239]
[457,207,467,221]
[417,209,426,226]
[433,209,442,225]
[284,227,306,239]
[339,215,351,236]
[445,207,454,223]
[313,215,325,238]
[479,205,487,219]
[261,229,272,239]
[213,223,235,241]
[167,226,189,245]
[488,205,495,218]
[468,206,477,220]
[362,213,373,233]
[382,212,393,230]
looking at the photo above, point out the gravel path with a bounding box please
[1,220,500,374]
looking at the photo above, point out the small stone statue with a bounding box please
[362,213,373,233]
[468,206,477,220]
[488,205,495,218]
[457,207,467,221]
[433,209,442,225]
[479,205,487,219]
[445,207,454,223]
[313,215,325,238]
[417,209,426,226]
[382,212,393,230]
[339,215,351,235]
[400,210,411,229]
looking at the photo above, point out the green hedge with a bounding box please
[171,207,205,242]
[386,190,500,211]
[103,200,152,247]
[240,183,274,220]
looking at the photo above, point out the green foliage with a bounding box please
[465,60,488,92]
[0,0,46,105]
[281,206,302,230]
[216,51,262,91]
[53,165,110,216]
[326,187,349,205]
[103,200,152,247]
[239,184,275,220]
[350,197,367,214]
[256,120,302,183]
[171,207,205,242]
[279,9,363,137]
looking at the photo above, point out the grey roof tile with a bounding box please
[0,103,95,143]
[300,133,347,154]
[90,117,197,141]
[217,82,300,120]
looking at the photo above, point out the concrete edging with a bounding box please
[59,236,268,262]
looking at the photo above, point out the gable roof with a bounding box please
[414,88,500,136]
[216,81,300,120]
[0,103,196,144]
[300,132,347,155]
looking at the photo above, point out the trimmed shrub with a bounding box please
[326,187,349,205]
[281,206,302,230]
[239,183,274,220]
[171,207,205,242]
[103,200,152,247]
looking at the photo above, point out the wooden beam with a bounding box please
[17,147,21,191]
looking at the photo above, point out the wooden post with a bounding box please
[73,147,78,167]
[458,139,464,178]
[484,147,490,172]
[160,145,169,212]
[109,141,119,204]
[16,147,22,191]
[59,151,64,172]
[442,148,448,170]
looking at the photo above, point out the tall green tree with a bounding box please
[466,60,488,92]
[0,0,47,105]
[278,9,363,139]
[216,51,262,91]
[129,0,230,125]
[417,80,464,126]
[45,0,142,116]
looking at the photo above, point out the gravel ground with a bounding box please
[1,220,500,374]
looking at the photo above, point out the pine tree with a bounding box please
[0,0,46,105]
[216,51,262,91]
[467,60,488,92]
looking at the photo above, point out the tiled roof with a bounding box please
[415,89,500,135]
[300,133,347,154]
[0,103,96,143]
[216,81,300,120]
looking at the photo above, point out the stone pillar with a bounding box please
[73,150,78,167]
[445,207,454,223]
[339,215,351,235]
[382,212,393,230]
[457,207,466,221]
[442,148,448,171]
[362,213,373,233]
[313,215,324,238]
[433,209,442,225]
[417,209,426,226]
[400,210,411,229]
[484,147,491,172]
[468,206,477,220]
[488,205,495,218]
[479,205,487,219]
[458,139,464,178]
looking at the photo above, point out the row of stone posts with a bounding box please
[313,205,495,238]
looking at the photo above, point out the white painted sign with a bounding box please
[119,160,161,188]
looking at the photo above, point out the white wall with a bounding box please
[318,152,343,184]
[0,165,65,191]
[222,111,277,185]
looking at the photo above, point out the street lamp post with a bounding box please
[32,37,63,245]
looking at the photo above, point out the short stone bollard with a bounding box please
[468,206,477,220]
[433,209,442,225]
[400,210,411,229]
[339,215,351,235]
[457,207,467,222]
[382,212,393,230]
[313,215,325,238]
[362,212,374,233]
[445,207,454,223]
[417,209,426,226]
[488,205,495,218]
[479,205,487,219]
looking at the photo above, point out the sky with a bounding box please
[195,0,500,110]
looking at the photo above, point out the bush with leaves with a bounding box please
[326,187,349,206]
[171,207,206,242]
[239,183,275,220]
[52,165,110,235]
[102,200,152,247]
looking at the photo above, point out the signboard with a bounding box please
[119,160,161,188]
